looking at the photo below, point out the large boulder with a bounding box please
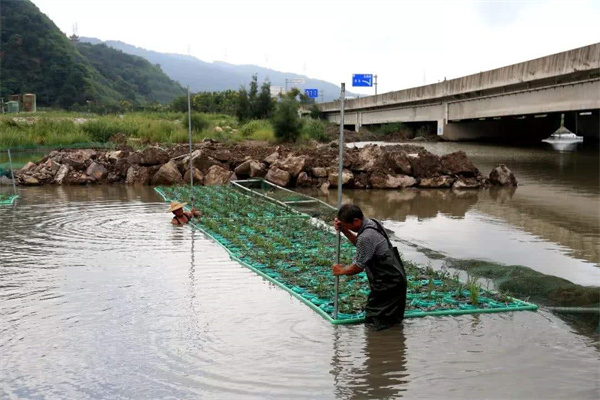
[409,152,442,178]
[22,176,40,186]
[441,151,479,176]
[273,154,306,178]
[214,149,232,163]
[234,159,267,178]
[19,162,36,173]
[191,150,221,173]
[384,151,413,175]
[151,161,183,185]
[296,172,315,187]
[54,164,71,184]
[311,167,329,178]
[353,145,384,172]
[489,164,518,186]
[63,170,93,185]
[370,173,417,189]
[265,166,291,187]
[204,165,233,186]
[86,162,108,181]
[127,152,143,166]
[328,169,354,187]
[62,150,93,171]
[0,176,12,186]
[44,159,61,175]
[264,151,280,165]
[126,165,152,185]
[140,146,170,166]
[452,177,481,190]
[418,175,455,188]
[183,168,204,185]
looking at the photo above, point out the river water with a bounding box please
[1,143,599,399]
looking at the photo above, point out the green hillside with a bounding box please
[76,42,185,105]
[0,0,184,109]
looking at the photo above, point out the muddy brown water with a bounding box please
[1,142,599,399]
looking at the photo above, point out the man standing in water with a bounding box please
[333,204,407,330]
[169,202,201,225]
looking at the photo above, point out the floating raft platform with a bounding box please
[155,181,537,324]
[0,195,18,205]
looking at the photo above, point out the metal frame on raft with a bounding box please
[155,184,538,325]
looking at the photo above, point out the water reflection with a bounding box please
[332,327,408,399]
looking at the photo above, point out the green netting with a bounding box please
[156,184,537,324]
[0,194,18,205]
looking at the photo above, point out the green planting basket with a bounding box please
[155,184,537,324]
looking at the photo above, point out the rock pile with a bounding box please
[15,141,518,190]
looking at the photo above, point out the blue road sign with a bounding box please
[352,74,373,87]
[304,89,319,98]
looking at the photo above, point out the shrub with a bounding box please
[378,122,408,136]
[240,120,271,137]
[181,113,210,133]
[271,98,301,142]
[301,119,328,142]
[309,104,321,119]
[81,119,139,142]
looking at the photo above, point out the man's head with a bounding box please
[337,203,364,232]
[168,202,187,216]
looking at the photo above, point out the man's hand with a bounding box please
[332,264,345,276]
[191,208,202,218]
[333,218,344,232]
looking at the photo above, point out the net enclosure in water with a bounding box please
[155,182,537,324]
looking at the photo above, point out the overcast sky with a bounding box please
[32,0,600,95]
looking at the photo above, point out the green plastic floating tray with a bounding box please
[0,195,18,205]
[155,185,538,324]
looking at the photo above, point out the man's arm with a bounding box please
[332,264,363,276]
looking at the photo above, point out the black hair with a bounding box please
[337,203,364,223]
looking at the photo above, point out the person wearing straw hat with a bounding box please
[169,202,201,226]
[333,204,407,331]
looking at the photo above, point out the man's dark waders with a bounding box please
[360,220,407,330]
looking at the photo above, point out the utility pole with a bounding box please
[320,90,324,103]
[374,74,378,96]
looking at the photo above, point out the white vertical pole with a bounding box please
[334,83,345,320]
[7,149,17,196]
[187,86,194,208]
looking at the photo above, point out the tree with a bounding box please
[248,73,258,117]
[309,104,321,119]
[236,87,251,122]
[256,80,274,119]
[272,98,301,142]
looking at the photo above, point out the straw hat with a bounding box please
[167,201,187,213]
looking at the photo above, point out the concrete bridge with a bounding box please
[313,43,600,141]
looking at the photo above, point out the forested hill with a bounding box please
[80,38,358,102]
[0,0,184,109]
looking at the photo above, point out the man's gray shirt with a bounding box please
[352,218,389,270]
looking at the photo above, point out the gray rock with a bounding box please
[370,173,417,189]
[419,175,455,188]
[151,161,183,185]
[328,169,354,186]
[353,145,384,172]
[126,165,152,185]
[22,175,40,186]
[140,147,170,166]
[489,164,518,186]
[0,176,13,186]
[204,165,233,186]
[183,168,204,185]
[311,167,328,178]
[265,166,291,187]
[296,172,314,187]
[264,151,280,165]
[54,164,70,184]
[272,154,306,178]
[86,162,108,181]
[452,177,481,190]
